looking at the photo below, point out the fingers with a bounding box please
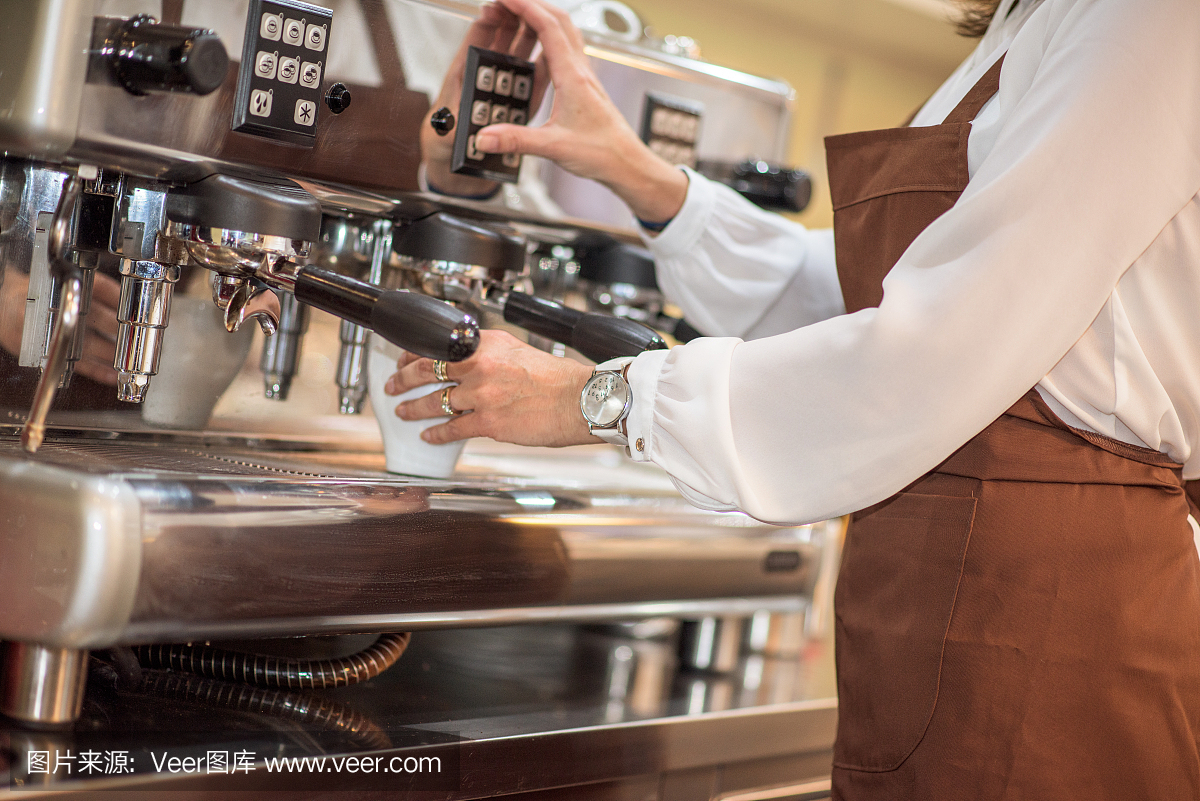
[474,121,556,157]
[493,0,585,82]
[385,355,456,396]
[395,383,475,420]
[75,332,119,385]
[510,20,539,59]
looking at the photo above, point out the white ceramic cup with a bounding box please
[142,297,254,429]
[368,334,467,478]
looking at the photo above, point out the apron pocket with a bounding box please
[833,489,977,772]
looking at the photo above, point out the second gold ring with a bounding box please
[440,385,465,416]
[433,359,450,382]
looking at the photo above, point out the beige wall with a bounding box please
[629,0,975,227]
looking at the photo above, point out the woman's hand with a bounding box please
[384,329,597,447]
[475,0,688,224]
[419,3,542,198]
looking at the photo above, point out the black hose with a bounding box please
[132,632,411,690]
[135,670,392,751]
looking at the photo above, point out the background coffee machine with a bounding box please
[0,2,838,798]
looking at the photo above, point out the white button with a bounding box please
[277,56,299,84]
[283,18,303,46]
[475,66,495,92]
[494,70,513,97]
[249,88,273,117]
[470,100,491,126]
[502,152,521,169]
[489,105,508,124]
[508,109,527,125]
[260,13,282,41]
[254,50,277,80]
[676,146,695,166]
[679,115,700,142]
[466,135,484,161]
[299,61,322,89]
[512,74,532,101]
[294,98,317,126]
[305,23,326,51]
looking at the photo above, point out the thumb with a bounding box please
[474,123,558,159]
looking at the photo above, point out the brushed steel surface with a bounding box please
[0,434,832,647]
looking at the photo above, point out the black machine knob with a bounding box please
[325,83,352,114]
[430,107,456,136]
[109,15,228,96]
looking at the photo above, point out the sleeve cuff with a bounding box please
[639,166,718,259]
[623,347,671,462]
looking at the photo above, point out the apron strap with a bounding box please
[943,55,1006,125]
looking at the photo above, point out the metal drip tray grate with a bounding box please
[0,439,343,479]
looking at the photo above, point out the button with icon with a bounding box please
[283,18,303,45]
[299,61,322,89]
[254,50,278,80]
[277,56,299,84]
[294,99,317,126]
[249,88,273,117]
[305,23,326,51]
[260,13,282,41]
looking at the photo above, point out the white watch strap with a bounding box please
[589,356,635,447]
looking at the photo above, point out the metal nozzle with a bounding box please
[336,319,369,414]
[260,292,308,401]
[113,259,180,403]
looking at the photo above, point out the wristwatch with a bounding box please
[580,357,635,447]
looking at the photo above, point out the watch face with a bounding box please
[582,372,631,427]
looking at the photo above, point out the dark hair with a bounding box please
[956,0,1003,37]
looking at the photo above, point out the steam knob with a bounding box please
[325,83,352,114]
[430,107,456,136]
[110,15,229,96]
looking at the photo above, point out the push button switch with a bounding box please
[254,50,278,79]
[470,100,491,126]
[249,88,273,116]
[283,17,303,45]
[299,61,322,88]
[278,55,299,84]
[475,66,495,92]
[305,23,326,51]
[494,70,513,97]
[260,12,282,40]
[294,99,316,126]
[512,74,532,101]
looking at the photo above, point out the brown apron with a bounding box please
[824,58,1200,800]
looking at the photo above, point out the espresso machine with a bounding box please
[0,2,840,798]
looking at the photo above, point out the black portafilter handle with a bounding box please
[503,291,668,363]
[294,267,480,362]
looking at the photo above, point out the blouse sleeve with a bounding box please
[625,0,1200,524]
[642,168,845,340]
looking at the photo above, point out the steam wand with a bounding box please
[22,175,84,454]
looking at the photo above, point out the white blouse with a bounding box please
[623,0,1200,525]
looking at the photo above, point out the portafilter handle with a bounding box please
[293,266,479,362]
[502,291,668,363]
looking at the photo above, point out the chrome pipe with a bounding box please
[0,642,88,725]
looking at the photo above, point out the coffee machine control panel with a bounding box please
[451,47,536,183]
[232,0,332,145]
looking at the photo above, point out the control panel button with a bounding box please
[470,100,491,126]
[509,109,527,125]
[466,135,484,160]
[489,105,508,124]
[502,152,520,168]
[260,12,282,41]
[494,70,513,97]
[254,50,278,80]
[277,55,299,84]
[306,23,327,51]
[283,17,303,45]
[294,98,317,125]
[249,88,273,117]
[475,66,495,92]
[512,74,532,101]
[299,61,322,89]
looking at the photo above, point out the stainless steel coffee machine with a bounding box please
[0,2,839,798]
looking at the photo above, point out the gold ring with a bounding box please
[440,385,464,416]
[433,360,450,382]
